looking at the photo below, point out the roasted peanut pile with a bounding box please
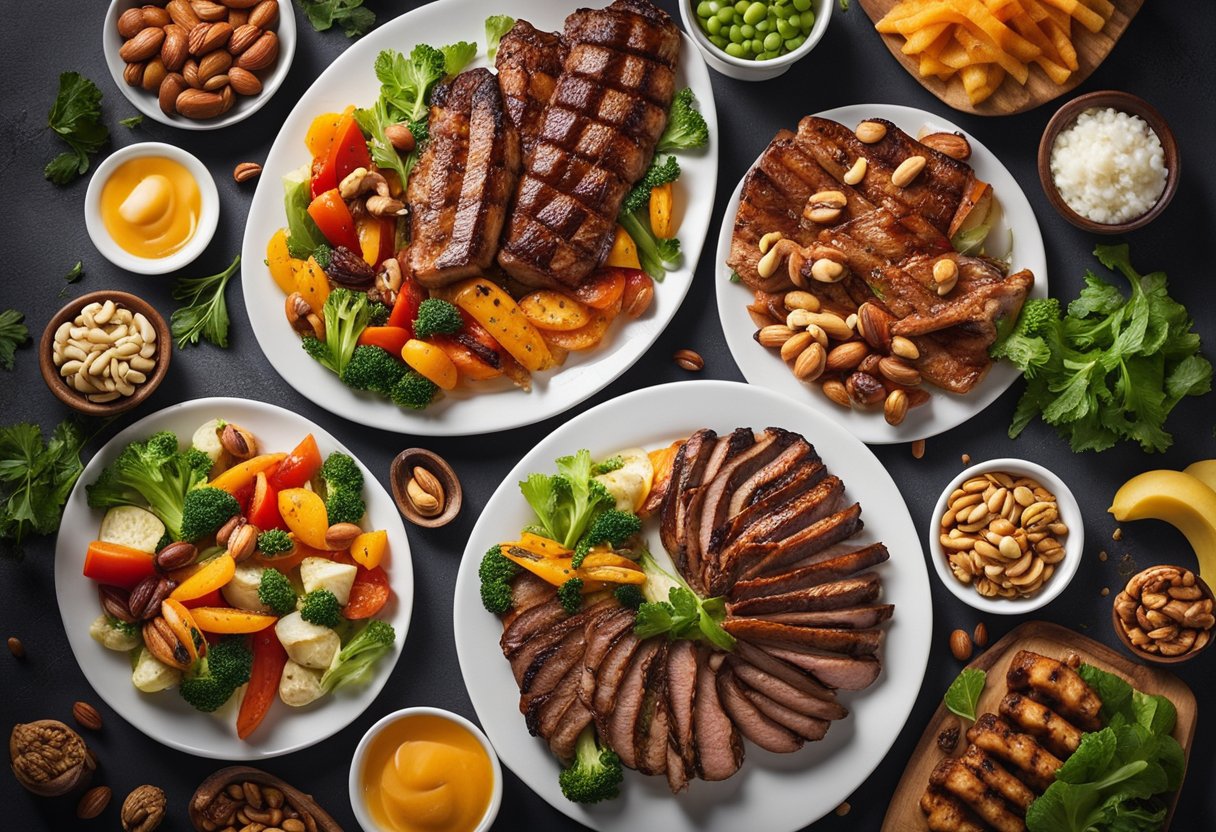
[52,300,157,404]
[941,471,1067,599]
[1115,565,1214,658]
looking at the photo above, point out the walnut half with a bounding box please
[122,784,167,832]
[9,720,91,797]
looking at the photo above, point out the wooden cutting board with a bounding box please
[880,621,1197,831]
[856,0,1145,116]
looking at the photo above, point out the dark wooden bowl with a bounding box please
[1111,567,1213,665]
[189,766,343,832]
[39,290,171,417]
[1038,90,1179,234]
[390,448,462,528]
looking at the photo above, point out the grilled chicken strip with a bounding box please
[960,745,1036,814]
[408,68,520,288]
[495,21,568,157]
[1006,650,1103,732]
[920,786,989,832]
[497,0,680,289]
[967,713,1063,792]
[930,757,1026,832]
[999,692,1083,759]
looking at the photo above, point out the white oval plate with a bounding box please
[453,380,932,832]
[54,397,414,760]
[715,104,1048,444]
[241,0,718,436]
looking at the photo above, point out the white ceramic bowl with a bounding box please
[349,707,503,832]
[102,0,296,130]
[679,0,832,81]
[84,142,219,275]
[927,458,1084,615]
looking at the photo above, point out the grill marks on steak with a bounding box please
[495,21,568,158]
[497,0,680,288]
[407,68,520,288]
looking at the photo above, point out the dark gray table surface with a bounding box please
[2,1,1214,830]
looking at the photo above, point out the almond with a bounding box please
[673,348,703,372]
[141,5,172,27]
[949,628,973,661]
[176,87,226,119]
[220,84,235,113]
[161,24,188,71]
[227,23,261,56]
[229,9,249,25]
[140,58,167,92]
[878,355,921,387]
[72,701,103,731]
[920,131,971,161]
[189,21,232,55]
[249,0,279,30]
[183,59,202,89]
[824,341,869,373]
[117,8,146,38]
[198,49,232,82]
[233,161,262,183]
[159,72,187,114]
[228,66,262,95]
[167,0,201,29]
[77,786,111,820]
[119,27,165,63]
[191,0,229,21]
[235,30,278,70]
[221,0,262,7]
[123,61,145,87]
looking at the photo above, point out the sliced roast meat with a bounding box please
[408,68,520,288]
[711,459,827,551]
[591,631,643,737]
[633,643,670,776]
[549,697,595,763]
[679,429,756,591]
[724,437,814,519]
[495,21,568,158]
[717,668,803,753]
[693,649,744,781]
[519,625,589,710]
[507,599,614,683]
[738,681,830,741]
[501,598,568,660]
[726,656,848,722]
[659,429,717,557]
[723,619,884,656]
[751,604,894,630]
[755,644,882,690]
[665,742,690,794]
[503,572,555,628]
[729,543,890,600]
[528,663,583,738]
[726,475,845,549]
[607,639,663,769]
[733,503,864,581]
[727,571,882,617]
[665,639,699,771]
[732,641,841,703]
[579,606,637,706]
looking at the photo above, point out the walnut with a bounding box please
[122,784,167,832]
[323,246,375,289]
[9,720,91,796]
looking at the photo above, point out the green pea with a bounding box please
[740,23,755,38]
[724,41,746,58]
[776,17,797,38]
[800,11,816,30]
[773,3,793,18]
[785,35,805,51]
[794,0,812,9]
[757,50,778,60]
[755,18,771,32]
[706,16,722,35]
[763,31,782,51]
[706,0,722,11]
[727,23,740,41]
[710,34,729,48]
[697,1,714,18]
[743,1,767,24]
[717,6,735,23]
[735,0,750,12]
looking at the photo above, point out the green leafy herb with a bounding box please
[119,115,143,129]
[991,245,1212,453]
[943,667,986,722]
[45,72,109,185]
[283,168,327,259]
[0,420,89,557]
[729,271,742,284]
[0,310,30,370]
[300,0,375,38]
[441,41,477,76]
[64,261,83,283]
[485,15,515,59]
[634,548,735,651]
[170,256,241,349]
[591,456,624,476]
[519,449,615,549]
[1025,664,1185,832]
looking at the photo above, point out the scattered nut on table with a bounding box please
[51,299,157,404]
[121,784,166,832]
[1114,565,1214,658]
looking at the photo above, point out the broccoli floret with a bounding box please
[179,487,240,542]
[341,345,407,394]
[178,637,253,713]
[302,288,373,378]
[319,619,396,693]
[155,529,173,552]
[301,335,331,365]
[413,298,463,340]
[300,588,342,628]
[86,430,214,540]
[321,451,363,492]
[367,301,392,327]
[108,616,139,637]
[559,726,623,804]
[558,577,584,614]
[256,528,294,557]
[390,370,439,410]
[321,452,366,526]
[258,568,297,616]
[312,243,333,270]
[479,544,520,615]
[619,155,682,281]
[614,584,644,610]
[657,88,709,153]
[325,489,366,526]
[591,456,624,476]
[572,510,642,568]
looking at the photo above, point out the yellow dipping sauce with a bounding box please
[362,714,493,832]
[100,156,201,259]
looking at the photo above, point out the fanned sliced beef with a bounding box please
[633,642,670,776]
[665,639,699,771]
[659,429,717,563]
[751,604,894,630]
[408,68,519,288]
[756,644,882,691]
[727,572,883,617]
[607,639,663,770]
[738,681,829,741]
[729,543,889,600]
[495,21,568,157]
[727,656,847,722]
[722,619,884,656]
[579,606,637,706]
[693,649,744,780]
[734,503,864,581]
[717,668,803,753]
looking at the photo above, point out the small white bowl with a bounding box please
[679,0,833,82]
[927,458,1084,616]
[84,142,219,275]
[349,707,503,832]
[102,0,296,130]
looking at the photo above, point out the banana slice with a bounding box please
[595,447,654,513]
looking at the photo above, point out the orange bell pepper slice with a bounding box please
[268,435,321,490]
[308,188,362,252]
[210,454,287,495]
[358,326,411,356]
[170,554,236,602]
[278,488,331,550]
[190,607,279,634]
[83,541,156,589]
[350,530,388,570]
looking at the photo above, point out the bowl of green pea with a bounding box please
[681,0,832,81]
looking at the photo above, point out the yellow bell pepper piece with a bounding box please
[605,225,642,269]
[402,339,459,390]
[502,546,578,586]
[649,182,675,239]
[581,565,647,584]
[209,453,287,495]
[451,279,553,373]
[278,488,331,550]
[170,554,236,602]
[580,552,643,571]
[356,216,382,268]
[350,530,388,570]
[517,533,572,558]
[266,229,296,295]
[294,256,330,313]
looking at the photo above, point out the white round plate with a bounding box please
[453,380,932,832]
[54,397,414,760]
[241,0,718,436]
[715,104,1048,444]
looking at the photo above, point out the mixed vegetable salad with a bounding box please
[81,420,396,740]
[265,20,709,411]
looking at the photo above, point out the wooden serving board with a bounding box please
[881,621,1197,831]
[856,0,1145,116]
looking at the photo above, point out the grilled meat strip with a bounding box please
[929,757,1026,832]
[717,668,803,753]
[734,504,865,581]
[693,649,745,780]
[727,655,848,722]
[1006,650,1103,732]
[748,604,894,630]
[497,0,680,289]
[729,543,889,600]
[408,68,520,288]
[632,642,670,776]
[999,692,1083,759]
[722,619,884,656]
[754,644,882,691]
[960,745,1035,814]
[659,429,717,567]
[920,786,989,832]
[966,713,1063,792]
[495,21,568,157]
[737,680,829,741]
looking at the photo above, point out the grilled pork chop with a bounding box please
[495,21,568,157]
[408,68,520,288]
[497,0,680,289]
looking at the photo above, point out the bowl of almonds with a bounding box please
[929,458,1084,615]
[391,448,462,528]
[1112,565,1214,664]
[102,0,296,129]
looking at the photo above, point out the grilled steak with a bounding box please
[659,429,717,563]
[723,619,884,656]
[729,543,890,600]
[755,644,883,691]
[727,655,848,722]
[727,572,883,617]
[607,639,663,769]
[665,639,699,771]
[497,0,680,288]
[738,680,830,741]
[495,21,568,157]
[693,649,744,780]
[733,503,864,581]
[717,668,803,753]
[750,604,894,630]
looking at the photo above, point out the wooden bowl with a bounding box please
[189,766,342,832]
[39,290,171,417]
[1111,566,1214,665]
[1037,90,1179,234]
[390,448,462,528]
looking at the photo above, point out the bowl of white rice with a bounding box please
[1038,91,1179,234]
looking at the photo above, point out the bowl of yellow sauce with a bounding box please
[350,708,502,832]
[85,142,218,274]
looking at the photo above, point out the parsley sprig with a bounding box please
[300,0,375,38]
[0,421,89,557]
[44,72,109,185]
[170,256,241,349]
[0,310,29,370]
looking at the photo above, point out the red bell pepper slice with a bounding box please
[83,541,156,589]
[308,189,361,252]
[237,628,288,740]
[311,112,371,199]
[268,434,322,490]
[247,471,286,531]
[357,326,411,356]
[332,552,391,620]
[387,264,426,335]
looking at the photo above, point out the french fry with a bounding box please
[902,21,952,54]
[1081,0,1115,19]
[1040,0,1104,32]
[956,24,1029,83]
[951,0,1041,63]
[1033,54,1073,85]
[1044,17,1079,70]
